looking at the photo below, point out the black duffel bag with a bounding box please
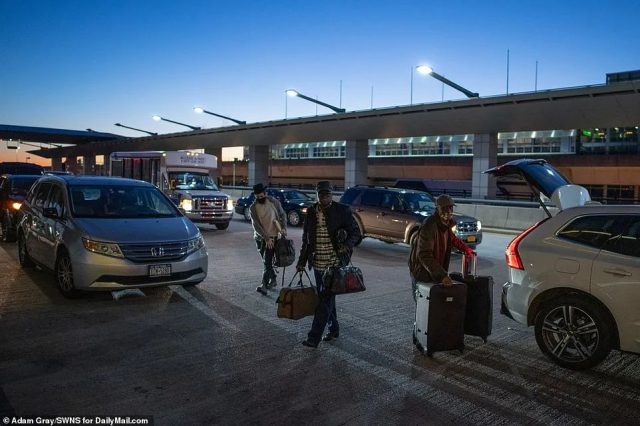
[274,235,295,268]
[322,264,365,295]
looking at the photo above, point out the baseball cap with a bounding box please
[316,181,332,193]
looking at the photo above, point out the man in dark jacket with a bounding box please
[408,194,474,301]
[296,180,361,348]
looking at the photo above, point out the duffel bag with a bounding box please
[274,235,295,267]
[323,264,366,295]
[276,270,318,320]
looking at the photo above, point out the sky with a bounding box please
[1,0,639,164]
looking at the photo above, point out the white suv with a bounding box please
[487,159,640,370]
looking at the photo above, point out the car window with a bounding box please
[33,183,53,210]
[402,192,436,211]
[284,191,311,201]
[10,177,39,195]
[380,192,402,210]
[340,188,362,205]
[557,215,624,249]
[45,185,65,217]
[601,216,640,258]
[361,190,383,207]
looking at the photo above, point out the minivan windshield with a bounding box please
[169,172,219,191]
[70,185,180,218]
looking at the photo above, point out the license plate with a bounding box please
[149,264,171,277]
[467,235,477,243]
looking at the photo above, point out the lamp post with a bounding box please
[414,64,479,99]
[114,123,158,136]
[285,89,345,113]
[151,115,201,130]
[193,107,246,125]
[232,157,238,186]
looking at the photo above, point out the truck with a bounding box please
[109,151,233,229]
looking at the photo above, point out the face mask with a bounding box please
[257,197,267,204]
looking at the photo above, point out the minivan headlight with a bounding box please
[82,238,124,258]
[11,202,22,210]
[187,234,205,254]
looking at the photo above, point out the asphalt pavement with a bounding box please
[1,218,639,425]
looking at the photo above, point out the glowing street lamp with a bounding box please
[193,107,246,125]
[412,64,479,102]
[152,115,201,130]
[285,89,345,113]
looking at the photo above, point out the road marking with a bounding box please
[171,285,239,332]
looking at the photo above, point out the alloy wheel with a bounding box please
[540,304,599,363]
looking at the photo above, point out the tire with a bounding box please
[287,210,301,227]
[215,222,230,230]
[18,233,34,268]
[55,249,81,298]
[353,218,364,247]
[534,295,613,370]
[1,213,16,243]
[243,206,251,221]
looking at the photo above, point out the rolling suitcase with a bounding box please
[450,254,493,342]
[413,281,466,356]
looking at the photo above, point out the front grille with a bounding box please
[96,268,204,285]
[194,197,226,211]
[119,241,191,263]
[457,221,478,233]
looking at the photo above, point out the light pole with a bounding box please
[114,123,158,136]
[285,89,345,113]
[193,107,246,125]
[415,64,479,99]
[152,115,201,130]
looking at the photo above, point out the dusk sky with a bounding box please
[1,0,639,164]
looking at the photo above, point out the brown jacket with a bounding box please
[409,213,469,283]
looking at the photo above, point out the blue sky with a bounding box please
[1,0,639,162]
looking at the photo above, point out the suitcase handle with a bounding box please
[462,253,477,277]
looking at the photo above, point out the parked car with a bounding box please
[17,175,208,298]
[0,162,44,175]
[339,186,482,246]
[234,188,314,226]
[486,158,640,370]
[46,170,74,176]
[0,174,42,242]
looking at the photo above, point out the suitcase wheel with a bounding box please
[415,341,425,354]
[426,350,433,357]
[482,337,488,343]
[412,331,417,345]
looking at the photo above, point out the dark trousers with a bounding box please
[255,238,276,286]
[308,267,339,343]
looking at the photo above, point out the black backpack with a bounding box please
[274,236,295,268]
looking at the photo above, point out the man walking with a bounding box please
[408,194,475,300]
[296,181,361,348]
[250,183,287,296]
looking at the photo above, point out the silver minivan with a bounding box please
[17,175,208,298]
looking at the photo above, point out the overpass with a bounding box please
[25,81,640,198]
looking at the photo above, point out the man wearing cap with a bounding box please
[250,183,287,296]
[408,194,475,301]
[297,180,361,348]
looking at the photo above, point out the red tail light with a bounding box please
[505,218,549,270]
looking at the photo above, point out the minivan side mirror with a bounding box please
[43,207,60,219]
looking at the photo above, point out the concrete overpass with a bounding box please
[29,81,640,198]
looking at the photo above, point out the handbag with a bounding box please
[274,235,295,268]
[276,270,319,320]
[322,263,366,295]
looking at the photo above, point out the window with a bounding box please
[361,190,383,207]
[340,188,363,205]
[601,216,640,258]
[33,183,53,210]
[557,215,625,249]
[45,186,65,217]
[380,192,402,210]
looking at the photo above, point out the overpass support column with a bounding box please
[471,133,497,199]
[345,139,368,189]
[248,145,269,186]
[51,157,62,171]
[205,147,223,178]
[83,155,96,176]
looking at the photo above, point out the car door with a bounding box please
[38,184,67,270]
[591,214,640,354]
[357,189,384,235]
[377,191,409,240]
[25,182,53,263]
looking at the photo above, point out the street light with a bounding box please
[413,64,479,100]
[114,123,158,136]
[151,115,201,130]
[193,107,246,125]
[285,89,345,113]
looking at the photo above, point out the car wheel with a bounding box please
[1,213,16,243]
[353,218,364,246]
[55,249,81,298]
[534,295,613,370]
[18,233,34,268]
[243,207,251,221]
[287,210,301,226]
[215,222,229,230]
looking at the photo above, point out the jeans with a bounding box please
[255,238,276,286]
[308,267,339,343]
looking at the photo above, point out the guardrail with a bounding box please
[221,186,553,232]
